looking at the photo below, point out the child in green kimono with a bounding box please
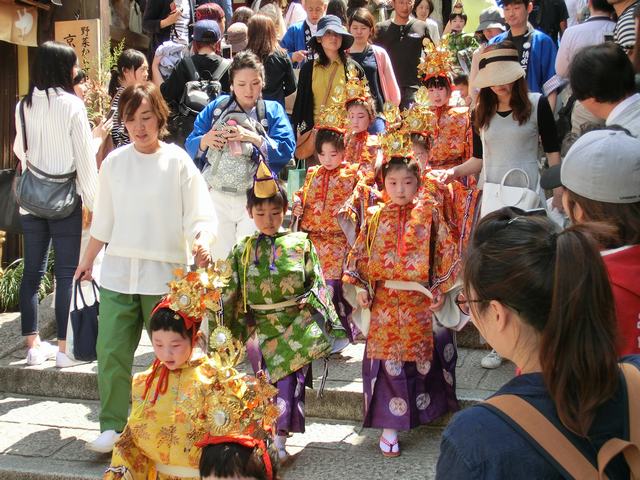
[219,161,347,461]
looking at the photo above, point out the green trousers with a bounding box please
[97,288,162,432]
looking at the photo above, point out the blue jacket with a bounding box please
[280,21,309,66]
[185,95,295,175]
[490,27,557,94]
[436,356,640,479]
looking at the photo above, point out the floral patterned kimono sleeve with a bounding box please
[104,426,153,479]
[429,206,461,298]
[341,207,375,291]
[220,242,250,341]
[302,238,344,334]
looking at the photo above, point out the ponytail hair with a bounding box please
[541,223,619,435]
[463,209,619,436]
[108,48,147,97]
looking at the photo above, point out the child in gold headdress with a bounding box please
[342,118,462,458]
[418,40,473,175]
[221,161,346,460]
[291,103,361,342]
[104,265,235,480]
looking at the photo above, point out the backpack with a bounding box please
[556,94,577,145]
[169,55,231,147]
[193,96,268,171]
[485,363,640,479]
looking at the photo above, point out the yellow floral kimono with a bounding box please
[104,356,218,480]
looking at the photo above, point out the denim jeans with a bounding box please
[19,201,82,340]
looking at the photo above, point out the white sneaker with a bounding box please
[26,342,57,366]
[85,430,121,453]
[481,349,503,369]
[56,351,80,368]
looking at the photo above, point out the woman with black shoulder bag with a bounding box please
[13,41,98,367]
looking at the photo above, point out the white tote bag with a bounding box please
[480,168,541,218]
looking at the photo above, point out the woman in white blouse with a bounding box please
[13,41,98,368]
[74,82,217,454]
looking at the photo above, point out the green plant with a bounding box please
[0,254,55,312]
[82,38,126,123]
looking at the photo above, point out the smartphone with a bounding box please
[221,43,232,59]
[106,107,116,121]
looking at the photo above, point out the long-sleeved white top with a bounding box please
[13,88,99,212]
[91,142,218,295]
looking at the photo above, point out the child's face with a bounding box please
[384,167,419,206]
[305,0,327,25]
[412,140,429,167]
[318,142,344,170]
[450,16,466,32]
[348,105,371,134]
[151,329,192,370]
[427,86,450,107]
[248,202,285,236]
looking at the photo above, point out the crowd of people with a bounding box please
[11,0,640,477]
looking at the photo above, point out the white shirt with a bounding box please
[172,0,191,45]
[13,88,98,212]
[306,19,317,35]
[565,0,587,27]
[607,93,640,138]
[555,16,616,78]
[91,142,217,295]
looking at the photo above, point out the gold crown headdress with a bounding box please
[339,63,372,105]
[253,160,280,199]
[401,87,436,137]
[315,102,348,134]
[379,103,414,160]
[417,38,454,83]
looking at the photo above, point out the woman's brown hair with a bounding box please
[247,14,284,61]
[565,190,640,248]
[348,7,376,41]
[119,82,170,139]
[474,43,532,131]
[463,209,619,436]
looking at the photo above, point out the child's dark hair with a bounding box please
[382,157,422,183]
[315,128,345,153]
[424,75,452,93]
[149,307,193,341]
[73,69,87,86]
[449,12,468,24]
[246,180,289,212]
[453,73,468,87]
[199,442,280,480]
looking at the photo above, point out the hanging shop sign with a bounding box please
[0,3,38,47]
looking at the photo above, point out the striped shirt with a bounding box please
[614,1,638,52]
[110,87,130,148]
[171,0,191,45]
[13,88,98,211]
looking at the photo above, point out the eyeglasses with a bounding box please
[454,292,484,316]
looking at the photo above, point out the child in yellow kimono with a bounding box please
[342,128,462,458]
[104,266,236,480]
[292,106,360,341]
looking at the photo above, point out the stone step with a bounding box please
[0,333,514,424]
[0,393,443,480]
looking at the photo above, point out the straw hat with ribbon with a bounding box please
[474,46,525,89]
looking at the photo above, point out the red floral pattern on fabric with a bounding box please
[296,163,360,279]
[428,106,472,170]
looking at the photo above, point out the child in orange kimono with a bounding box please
[342,132,462,458]
[292,113,360,341]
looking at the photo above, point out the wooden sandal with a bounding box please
[379,435,401,458]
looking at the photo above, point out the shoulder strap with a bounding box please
[321,62,340,107]
[183,55,200,82]
[256,99,267,123]
[20,100,28,154]
[211,96,234,125]
[621,363,640,445]
[210,57,232,82]
[485,395,598,479]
